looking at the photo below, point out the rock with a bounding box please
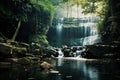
[0,42,27,58]
[62,48,71,57]
[0,37,6,42]
[40,61,54,70]
[39,61,55,74]
[49,70,59,74]
[18,42,29,48]
[0,42,13,57]
[84,44,118,58]
[17,57,32,64]
[42,47,59,58]
[12,47,27,57]
[0,62,11,68]
[66,75,72,78]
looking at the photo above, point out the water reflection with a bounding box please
[0,59,120,80]
[51,58,120,80]
[52,58,99,80]
[58,58,64,67]
[0,65,48,80]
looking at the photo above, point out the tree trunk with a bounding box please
[35,12,38,34]
[12,18,21,41]
[35,0,39,34]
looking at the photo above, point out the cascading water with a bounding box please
[56,16,101,46]
[78,16,101,46]
[56,18,64,47]
[47,15,101,51]
[48,16,101,58]
[58,49,64,58]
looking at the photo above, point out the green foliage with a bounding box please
[29,34,49,45]
[28,0,55,46]
[63,0,68,2]
[0,0,33,39]
[60,0,108,15]
[30,0,54,11]
[30,0,54,34]
[49,0,62,5]
[11,0,32,21]
[30,0,54,19]
[0,0,55,45]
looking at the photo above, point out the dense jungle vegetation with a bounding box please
[0,0,120,46]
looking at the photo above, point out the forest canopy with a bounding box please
[0,0,120,46]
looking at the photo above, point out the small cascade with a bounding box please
[58,49,64,58]
[70,46,86,58]
[82,35,100,46]
[73,51,82,58]
[56,18,64,47]
[76,50,82,58]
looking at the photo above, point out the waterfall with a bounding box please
[79,16,101,46]
[56,18,64,47]
[47,16,101,47]
[58,49,64,58]
[62,16,101,46]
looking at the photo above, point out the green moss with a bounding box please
[29,34,49,46]
[30,0,54,25]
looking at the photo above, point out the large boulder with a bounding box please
[84,44,118,58]
[40,61,54,70]
[0,42,13,57]
[0,42,27,58]
[39,61,55,74]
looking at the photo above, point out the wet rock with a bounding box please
[0,62,11,68]
[0,42,13,57]
[66,75,72,78]
[40,61,54,70]
[62,47,71,57]
[49,70,59,74]
[43,47,58,57]
[39,61,55,74]
[12,47,27,57]
[17,57,33,64]
[18,42,29,48]
[0,37,6,42]
[84,44,118,59]
[0,41,27,58]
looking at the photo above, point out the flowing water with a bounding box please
[56,18,64,47]
[47,16,101,47]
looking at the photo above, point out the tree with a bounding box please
[0,0,54,45]
[0,0,32,41]
[28,0,54,45]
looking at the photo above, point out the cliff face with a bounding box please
[101,0,120,43]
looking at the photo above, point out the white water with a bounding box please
[79,16,101,45]
[56,18,64,47]
[56,16,101,57]
[82,35,100,46]
[57,16,100,46]
[58,49,64,58]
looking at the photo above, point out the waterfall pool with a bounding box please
[49,58,120,80]
[0,58,120,80]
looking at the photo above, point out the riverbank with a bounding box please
[0,37,58,80]
[0,36,120,80]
